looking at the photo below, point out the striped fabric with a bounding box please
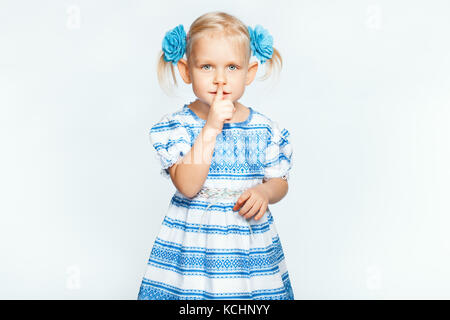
[138,103,294,300]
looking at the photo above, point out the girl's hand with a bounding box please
[232,185,269,221]
[205,83,235,134]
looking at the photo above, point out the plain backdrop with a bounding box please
[1,0,450,299]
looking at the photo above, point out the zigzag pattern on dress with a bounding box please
[139,102,294,300]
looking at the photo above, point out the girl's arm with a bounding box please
[168,125,220,198]
[256,178,289,204]
[232,177,288,220]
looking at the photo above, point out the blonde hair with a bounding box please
[157,11,282,94]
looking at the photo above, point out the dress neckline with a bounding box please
[184,103,253,127]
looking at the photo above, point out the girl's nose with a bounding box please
[213,72,227,85]
[214,80,226,86]
[214,80,227,87]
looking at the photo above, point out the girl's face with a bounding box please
[178,33,258,107]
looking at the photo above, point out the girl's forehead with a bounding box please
[193,36,246,63]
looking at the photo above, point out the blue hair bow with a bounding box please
[162,24,186,65]
[247,25,273,64]
[162,24,273,65]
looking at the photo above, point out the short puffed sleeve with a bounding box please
[263,120,293,182]
[149,114,192,179]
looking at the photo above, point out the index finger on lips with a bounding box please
[213,83,224,102]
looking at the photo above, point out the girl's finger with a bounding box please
[233,191,251,211]
[213,83,224,103]
[243,199,262,219]
[240,197,258,218]
[254,201,268,221]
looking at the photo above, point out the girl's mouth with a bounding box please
[210,92,230,95]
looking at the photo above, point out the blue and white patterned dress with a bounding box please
[137,103,294,300]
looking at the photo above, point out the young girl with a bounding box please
[137,11,294,300]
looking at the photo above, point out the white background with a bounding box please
[1,0,450,299]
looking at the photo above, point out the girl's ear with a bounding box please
[177,58,192,84]
[245,61,259,85]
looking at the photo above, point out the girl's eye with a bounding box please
[200,64,239,71]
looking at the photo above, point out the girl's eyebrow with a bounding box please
[196,58,241,65]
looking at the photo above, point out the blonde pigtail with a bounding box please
[256,47,283,81]
[157,50,179,96]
